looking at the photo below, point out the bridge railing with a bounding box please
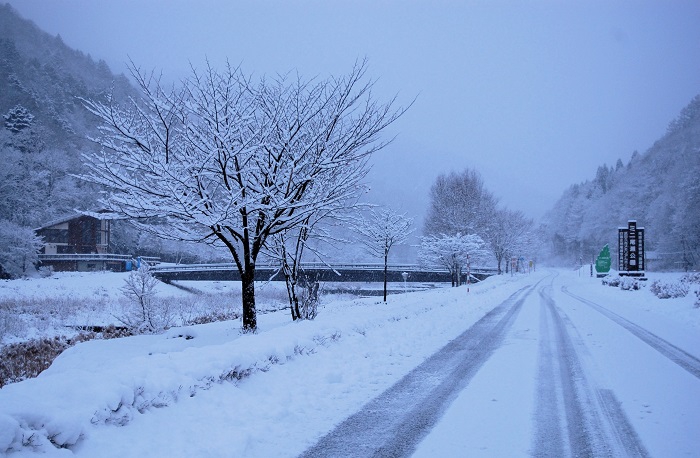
[150,262,498,275]
[38,254,161,264]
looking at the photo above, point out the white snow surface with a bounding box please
[0,269,698,456]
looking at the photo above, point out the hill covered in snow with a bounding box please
[541,94,700,269]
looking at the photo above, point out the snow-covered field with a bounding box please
[1,269,699,456]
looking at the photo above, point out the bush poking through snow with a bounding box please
[650,279,690,299]
[0,334,92,387]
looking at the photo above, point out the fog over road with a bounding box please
[301,272,700,457]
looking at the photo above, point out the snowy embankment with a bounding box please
[0,272,531,455]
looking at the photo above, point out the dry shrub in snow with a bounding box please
[0,334,91,387]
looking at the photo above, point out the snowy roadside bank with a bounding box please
[0,272,538,455]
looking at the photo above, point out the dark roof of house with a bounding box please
[34,210,118,231]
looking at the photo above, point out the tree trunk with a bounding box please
[383,250,388,302]
[241,268,257,332]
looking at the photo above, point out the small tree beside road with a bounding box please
[353,208,414,302]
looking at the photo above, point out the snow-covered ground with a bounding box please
[1,269,698,456]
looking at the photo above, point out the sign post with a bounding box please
[618,220,646,278]
[595,244,611,277]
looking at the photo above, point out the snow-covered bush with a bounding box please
[118,265,173,333]
[602,275,643,291]
[37,266,53,278]
[602,276,620,287]
[684,273,700,307]
[650,279,690,299]
[619,277,643,291]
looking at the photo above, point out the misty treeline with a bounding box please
[541,94,700,270]
[421,168,536,281]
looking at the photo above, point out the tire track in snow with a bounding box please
[532,282,567,457]
[299,284,538,458]
[562,286,700,380]
[534,282,649,457]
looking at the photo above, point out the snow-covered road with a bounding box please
[302,284,537,457]
[412,272,700,457]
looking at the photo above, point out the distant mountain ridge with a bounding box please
[541,94,700,269]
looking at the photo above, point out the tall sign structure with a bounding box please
[618,220,645,276]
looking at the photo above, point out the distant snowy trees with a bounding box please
[418,233,487,286]
[0,105,85,278]
[81,60,404,331]
[423,168,533,273]
[0,220,42,278]
[353,208,414,301]
[3,104,34,133]
[488,209,534,274]
[541,94,700,269]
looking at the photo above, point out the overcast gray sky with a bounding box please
[9,0,700,225]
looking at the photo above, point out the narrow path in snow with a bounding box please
[534,278,649,457]
[561,286,700,379]
[299,283,539,457]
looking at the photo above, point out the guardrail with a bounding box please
[38,254,160,264]
[150,263,463,273]
[150,262,498,275]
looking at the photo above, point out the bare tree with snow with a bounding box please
[418,233,487,287]
[486,208,533,274]
[353,208,414,302]
[423,168,498,238]
[267,214,338,321]
[81,60,404,332]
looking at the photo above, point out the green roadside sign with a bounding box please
[595,244,611,273]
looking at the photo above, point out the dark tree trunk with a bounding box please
[383,250,388,302]
[241,268,257,332]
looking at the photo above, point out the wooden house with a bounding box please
[35,213,128,272]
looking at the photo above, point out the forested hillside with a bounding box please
[0,4,152,276]
[0,3,137,227]
[541,94,700,270]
